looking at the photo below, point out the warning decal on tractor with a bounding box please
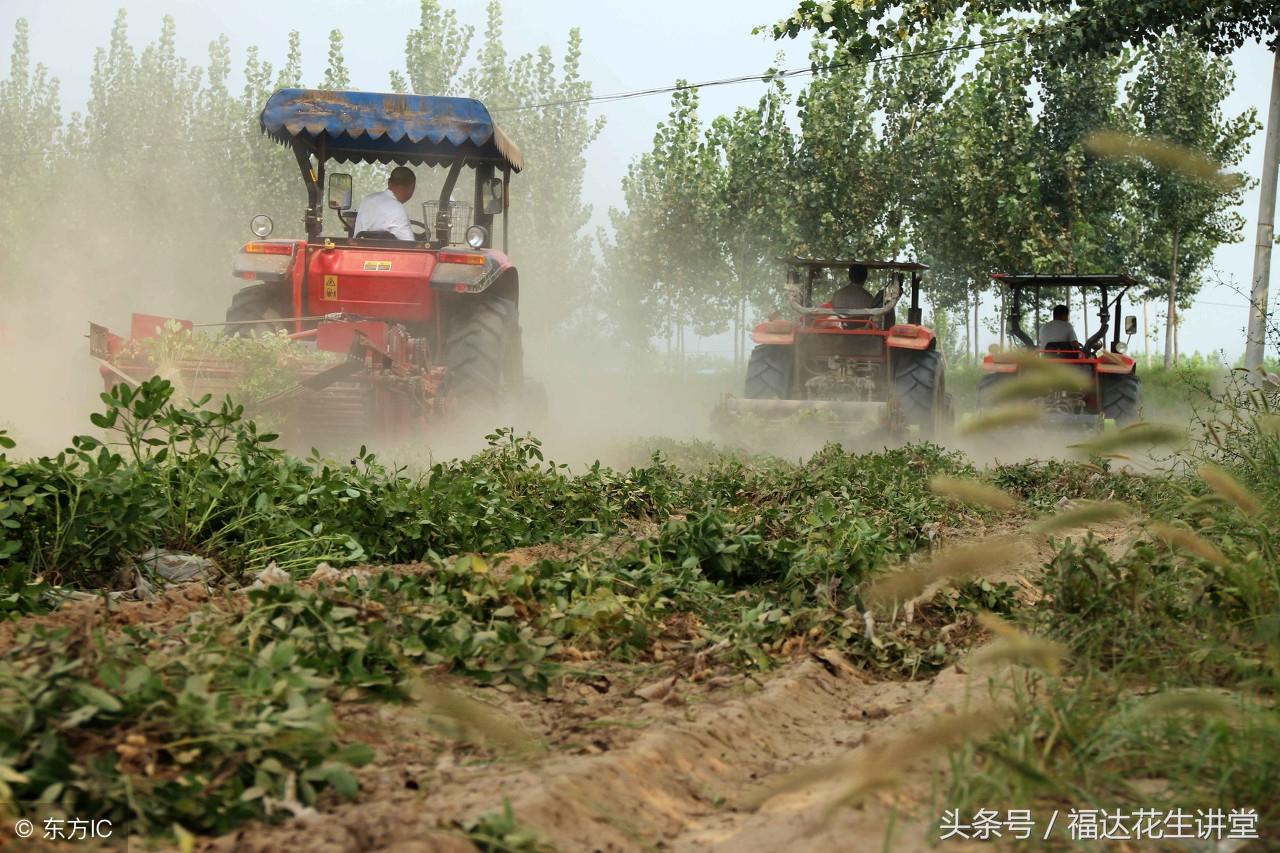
[324,275,338,299]
[363,260,392,271]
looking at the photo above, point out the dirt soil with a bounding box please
[11,525,1136,852]
[198,524,1134,852]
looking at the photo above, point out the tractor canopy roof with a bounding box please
[992,273,1138,288]
[260,88,524,172]
[779,257,929,271]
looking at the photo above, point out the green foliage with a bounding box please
[944,372,1280,834]
[949,510,1280,828]
[988,458,1177,511]
[603,83,730,350]
[0,358,1202,842]
[0,600,374,834]
[7,382,1158,838]
[771,1,1277,56]
[460,801,551,852]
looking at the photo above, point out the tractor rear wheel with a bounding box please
[744,345,791,398]
[892,348,945,437]
[225,284,290,337]
[443,295,519,407]
[977,372,1009,409]
[1100,371,1141,424]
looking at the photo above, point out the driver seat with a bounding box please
[1042,341,1085,358]
[355,230,398,240]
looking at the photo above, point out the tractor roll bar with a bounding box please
[788,278,902,317]
[1002,278,1133,353]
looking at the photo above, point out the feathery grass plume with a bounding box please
[173,825,197,853]
[968,614,1065,674]
[1197,464,1261,517]
[406,674,541,757]
[864,536,1030,606]
[1147,522,1229,567]
[743,709,998,814]
[739,753,862,811]
[1257,415,1280,437]
[985,364,1093,404]
[1029,500,1132,536]
[1072,422,1187,456]
[820,711,998,818]
[928,476,1018,512]
[1085,130,1242,191]
[957,404,1043,436]
[1129,689,1237,719]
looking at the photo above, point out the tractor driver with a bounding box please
[830,264,876,310]
[1037,304,1080,349]
[353,166,417,240]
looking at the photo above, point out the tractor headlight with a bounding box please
[250,214,274,238]
[465,225,488,249]
[1114,341,1127,354]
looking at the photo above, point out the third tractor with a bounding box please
[979,273,1142,429]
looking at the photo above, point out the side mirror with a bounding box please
[327,173,353,211]
[1124,315,1137,336]
[482,178,504,215]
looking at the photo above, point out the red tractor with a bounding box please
[89,88,534,445]
[716,258,951,438]
[979,274,1141,428]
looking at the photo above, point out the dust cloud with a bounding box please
[0,166,244,457]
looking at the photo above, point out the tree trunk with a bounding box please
[1244,47,1280,372]
[973,288,981,362]
[998,288,1005,350]
[1143,300,1151,368]
[733,295,741,366]
[1164,230,1180,369]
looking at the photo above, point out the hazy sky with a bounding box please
[2,1,1274,359]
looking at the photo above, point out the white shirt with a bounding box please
[352,189,413,240]
[1037,319,1079,348]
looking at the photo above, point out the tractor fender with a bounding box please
[232,239,303,283]
[429,249,513,298]
[1097,352,1137,374]
[981,354,1019,373]
[886,323,935,350]
[751,319,796,346]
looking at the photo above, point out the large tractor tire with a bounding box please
[977,372,1009,409]
[744,345,791,399]
[443,295,519,407]
[892,348,946,437]
[225,284,290,337]
[1100,371,1141,425]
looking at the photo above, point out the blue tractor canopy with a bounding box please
[259,88,523,246]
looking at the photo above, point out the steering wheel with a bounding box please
[409,219,429,240]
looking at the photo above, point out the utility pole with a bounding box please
[1165,231,1180,369]
[1244,48,1280,372]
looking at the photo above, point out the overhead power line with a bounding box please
[491,31,1033,113]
